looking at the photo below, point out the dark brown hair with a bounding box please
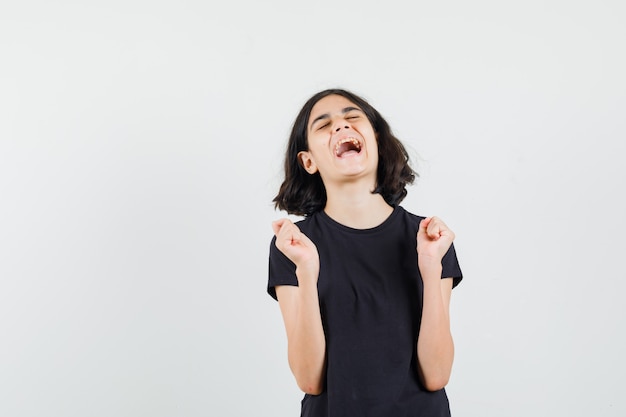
[273,88,416,216]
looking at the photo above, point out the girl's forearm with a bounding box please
[287,270,326,395]
[416,266,454,391]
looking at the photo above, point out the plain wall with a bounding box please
[1,1,624,416]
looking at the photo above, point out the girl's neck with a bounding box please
[323,183,394,229]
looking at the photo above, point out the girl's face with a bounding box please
[298,94,379,186]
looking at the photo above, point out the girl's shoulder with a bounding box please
[396,205,426,225]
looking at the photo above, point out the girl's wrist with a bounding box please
[419,263,443,283]
[296,265,319,285]
[418,256,442,271]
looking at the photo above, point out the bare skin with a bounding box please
[273,94,456,393]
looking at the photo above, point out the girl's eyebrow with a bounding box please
[309,106,362,129]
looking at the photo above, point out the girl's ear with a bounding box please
[298,151,318,174]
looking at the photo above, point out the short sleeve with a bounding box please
[441,242,463,288]
[267,236,299,300]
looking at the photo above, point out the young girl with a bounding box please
[267,88,463,417]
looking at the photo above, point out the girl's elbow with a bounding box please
[419,364,451,391]
[297,379,323,395]
[291,364,324,395]
[422,374,449,392]
[289,355,325,395]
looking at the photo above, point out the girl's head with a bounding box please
[273,88,416,216]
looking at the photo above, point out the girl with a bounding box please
[267,89,463,417]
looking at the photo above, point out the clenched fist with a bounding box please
[272,219,320,281]
[417,216,455,269]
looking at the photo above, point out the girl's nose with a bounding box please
[334,124,350,132]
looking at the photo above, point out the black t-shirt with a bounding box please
[267,206,463,417]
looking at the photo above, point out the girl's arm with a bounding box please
[272,219,326,395]
[415,217,456,391]
[276,281,326,395]
[416,268,455,391]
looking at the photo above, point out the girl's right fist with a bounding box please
[272,219,320,274]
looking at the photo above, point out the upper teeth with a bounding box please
[335,137,361,155]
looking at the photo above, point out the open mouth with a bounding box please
[334,137,362,157]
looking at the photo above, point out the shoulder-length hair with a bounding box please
[273,88,416,216]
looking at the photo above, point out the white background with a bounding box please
[1,1,625,416]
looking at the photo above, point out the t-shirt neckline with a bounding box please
[317,205,403,235]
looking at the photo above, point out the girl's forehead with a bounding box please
[310,95,360,116]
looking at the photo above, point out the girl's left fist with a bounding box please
[416,216,455,264]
